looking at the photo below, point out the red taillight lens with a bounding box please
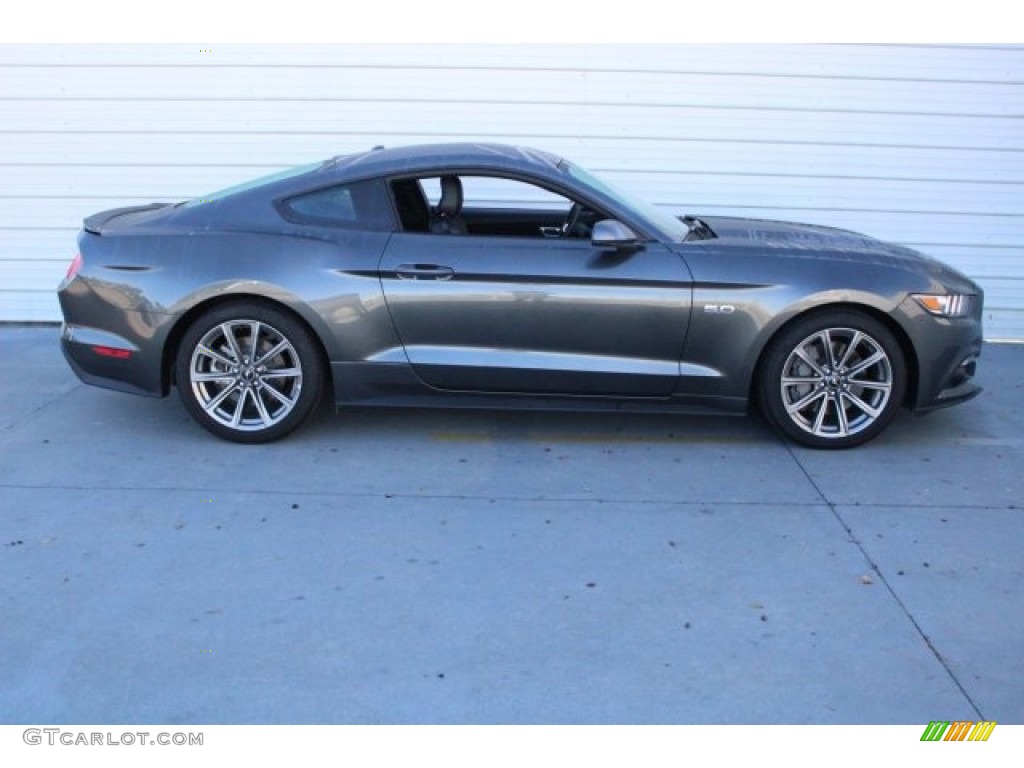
[65,252,83,280]
[91,345,132,360]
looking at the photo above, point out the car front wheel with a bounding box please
[758,311,906,449]
[175,303,324,443]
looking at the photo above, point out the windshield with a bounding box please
[182,161,323,207]
[565,163,690,242]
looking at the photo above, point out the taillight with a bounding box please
[65,252,83,280]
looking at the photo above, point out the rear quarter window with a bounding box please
[288,186,356,221]
[279,180,393,230]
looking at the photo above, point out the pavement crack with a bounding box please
[0,480,1014,512]
[1,383,83,432]
[782,441,985,719]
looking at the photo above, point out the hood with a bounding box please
[700,215,890,252]
[694,215,980,292]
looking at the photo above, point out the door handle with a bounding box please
[394,263,455,281]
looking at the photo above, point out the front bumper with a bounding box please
[901,296,984,412]
[913,349,982,411]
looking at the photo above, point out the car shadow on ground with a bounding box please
[62,380,999,453]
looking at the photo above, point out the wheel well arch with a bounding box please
[160,294,333,395]
[748,302,919,409]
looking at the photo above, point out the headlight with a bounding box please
[911,293,975,318]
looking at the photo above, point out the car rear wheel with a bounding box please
[175,303,324,443]
[758,311,906,449]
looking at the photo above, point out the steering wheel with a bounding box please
[562,202,583,238]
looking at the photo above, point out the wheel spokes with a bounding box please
[793,345,826,377]
[190,319,303,432]
[261,381,296,408]
[251,388,273,426]
[847,350,886,378]
[220,322,244,363]
[230,387,249,426]
[780,326,893,439]
[197,344,236,369]
[837,331,864,369]
[843,390,884,420]
[833,394,850,435]
[785,387,827,416]
[259,366,302,380]
[811,394,830,433]
[192,370,235,383]
[820,329,838,370]
[255,339,289,367]
[202,381,241,414]
[249,321,261,359]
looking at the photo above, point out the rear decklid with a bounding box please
[83,203,176,235]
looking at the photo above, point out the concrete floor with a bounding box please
[0,326,1021,724]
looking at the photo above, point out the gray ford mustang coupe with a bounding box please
[58,143,983,448]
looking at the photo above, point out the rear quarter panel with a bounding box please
[71,226,397,380]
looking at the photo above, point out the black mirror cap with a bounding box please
[591,219,640,248]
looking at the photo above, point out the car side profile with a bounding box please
[58,143,984,448]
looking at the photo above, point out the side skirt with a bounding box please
[330,362,748,416]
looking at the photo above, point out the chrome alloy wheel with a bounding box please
[779,327,894,439]
[189,319,303,432]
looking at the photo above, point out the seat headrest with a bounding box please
[436,175,463,217]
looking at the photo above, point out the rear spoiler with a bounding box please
[83,203,173,235]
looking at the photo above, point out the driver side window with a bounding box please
[390,174,601,238]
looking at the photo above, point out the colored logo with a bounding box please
[920,721,996,741]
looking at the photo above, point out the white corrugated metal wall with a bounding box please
[2,43,1021,338]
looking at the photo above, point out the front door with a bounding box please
[379,231,692,397]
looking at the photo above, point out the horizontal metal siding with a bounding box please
[1,43,1021,338]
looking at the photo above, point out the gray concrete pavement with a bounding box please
[1,326,1021,724]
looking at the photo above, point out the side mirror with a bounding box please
[591,219,640,249]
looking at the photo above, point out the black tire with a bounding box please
[175,302,324,443]
[757,310,906,449]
